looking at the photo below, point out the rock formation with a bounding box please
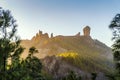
[51,33,53,38]
[39,30,42,35]
[75,32,80,36]
[83,26,90,36]
[43,33,49,38]
[31,30,49,42]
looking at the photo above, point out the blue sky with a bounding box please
[0,0,120,47]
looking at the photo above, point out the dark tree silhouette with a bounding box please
[29,46,38,57]
[0,7,45,80]
[91,72,97,80]
[109,14,120,80]
[61,71,81,80]
[0,7,24,79]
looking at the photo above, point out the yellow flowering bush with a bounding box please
[56,52,79,58]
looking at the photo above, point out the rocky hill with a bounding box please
[20,26,113,80]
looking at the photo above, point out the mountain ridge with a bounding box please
[20,26,113,80]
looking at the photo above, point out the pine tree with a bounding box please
[0,7,45,80]
[0,7,24,80]
[109,14,120,80]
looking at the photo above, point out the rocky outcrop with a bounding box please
[31,30,49,42]
[75,32,80,36]
[39,30,42,35]
[44,33,49,38]
[51,33,53,38]
[31,26,91,42]
[83,26,90,36]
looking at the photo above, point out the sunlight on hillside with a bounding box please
[56,52,79,58]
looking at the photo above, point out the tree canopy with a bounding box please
[109,14,120,80]
[0,7,45,80]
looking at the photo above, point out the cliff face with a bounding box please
[20,26,113,80]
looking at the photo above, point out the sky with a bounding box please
[0,0,120,47]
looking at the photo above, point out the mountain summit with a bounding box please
[21,26,112,80]
[21,26,111,59]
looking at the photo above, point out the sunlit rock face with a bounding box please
[83,26,90,36]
